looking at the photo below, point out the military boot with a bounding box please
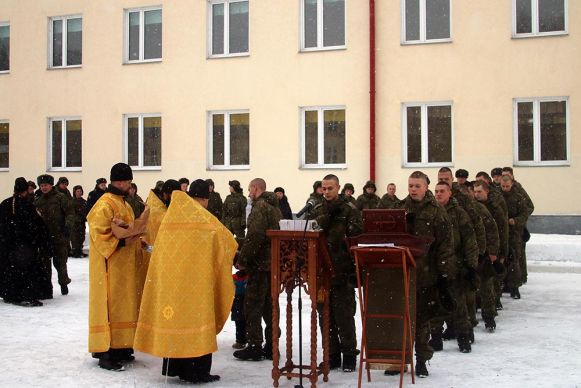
[510,287,521,299]
[324,353,341,370]
[495,297,503,311]
[442,327,456,341]
[468,328,475,344]
[457,335,472,353]
[415,360,429,378]
[233,344,265,361]
[484,317,496,333]
[342,354,357,372]
[428,333,443,351]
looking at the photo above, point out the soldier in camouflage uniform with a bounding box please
[205,179,223,220]
[378,183,400,209]
[70,185,87,258]
[222,180,248,240]
[355,180,380,210]
[340,183,356,206]
[394,171,455,377]
[306,180,325,209]
[34,174,75,295]
[126,183,145,219]
[431,182,478,353]
[309,174,362,372]
[56,177,73,200]
[500,176,533,299]
[233,178,281,361]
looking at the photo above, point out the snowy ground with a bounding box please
[1,234,581,388]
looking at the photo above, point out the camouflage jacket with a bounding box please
[72,197,87,224]
[452,185,486,256]
[513,181,535,217]
[238,191,282,272]
[308,193,325,208]
[312,197,362,283]
[396,195,455,287]
[503,188,533,231]
[480,195,509,259]
[34,188,75,243]
[207,191,223,220]
[125,194,145,219]
[444,198,478,274]
[222,192,248,230]
[378,194,400,209]
[355,193,380,210]
[473,200,499,256]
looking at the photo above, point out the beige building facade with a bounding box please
[0,0,579,220]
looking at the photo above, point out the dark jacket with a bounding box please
[34,189,75,245]
[72,197,87,224]
[222,192,248,230]
[378,194,400,209]
[86,186,106,213]
[208,191,223,220]
[355,193,380,211]
[444,198,478,281]
[277,195,293,220]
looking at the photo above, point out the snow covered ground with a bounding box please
[1,234,581,387]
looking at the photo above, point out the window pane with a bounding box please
[212,114,225,165]
[127,117,139,166]
[0,25,8,71]
[426,0,450,40]
[52,19,63,67]
[230,113,249,165]
[406,107,421,163]
[324,109,345,164]
[143,116,161,166]
[212,4,225,55]
[540,101,567,161]
[539,0,565,33]
[66,18,82,66]
[516,0,532,34]
[427,105,452,163]
[52,120,63,168]
[304,0,318,48]
[128,12,140,60]
[66,120,82,167]
[144,9,162,60]
[323,0,345,47]
[0,123,8,168]
[517,102,534,161]
[229,1,249,54]
[305,110,318,164]
[405,0,420,41]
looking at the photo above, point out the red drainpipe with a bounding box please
[369,0,376,181]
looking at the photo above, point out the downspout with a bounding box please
[369,0,376,181]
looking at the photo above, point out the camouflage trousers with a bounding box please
[431,282,471,340]
[70,222,85,255]
[244,271,273,347]
[43,241,71,287]
[317,282,357,356]
[415,288,434,362]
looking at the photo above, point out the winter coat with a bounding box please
[237,192,282,272]
[34,188,75,245]
[207,191,223,220]
[452,185,487,256]
[86,187,106,213]
[480,194,509,260]
[277,195,293,220]
[222,192,248,231]
[72,197,87,224]
[378,194,400,209]
[355,193,380,210]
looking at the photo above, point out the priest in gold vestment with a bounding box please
[134,179,237,384]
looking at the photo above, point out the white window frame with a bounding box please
[207,109,250,170]
[513,96,570,166]
[401,101,454,168]
[47,116,82,172]
[299,105,347,169]
[0,21,9,74]
[401,0,453,45]
[299,0,347,52]
[48,14,82,69]
[123,113,162,170]
[123,6,162,64]
[207,0,250,58]
[0,119,8,171]
[512,0,568,38]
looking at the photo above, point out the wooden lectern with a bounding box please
[348,210,433,388]
[267,230,333,388]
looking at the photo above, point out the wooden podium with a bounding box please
[267,230,333,388]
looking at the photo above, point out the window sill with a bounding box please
[0,70,9,74]
[513,161,570,167]
[131,166,162,171]
[48,167,82,172]
[512,31,568,39]
[402,162,453,168]
[123,58,162,65]
[401,38,453,46]
[207,165,250,171]
[299,46,347,53]
[0,168,8,172]
[207,52,250,60]
[47,65,82,70]
[300,164,347,170]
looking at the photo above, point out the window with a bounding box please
[300,106,346,168]
[125,7,162,63]
[514,97,569,166]
[208,0,249,57]
[0,121,8,169]
[125,114,162,169]
[48,118,82,170]
[402,102,453,166]
[513,0,567,37]
[402,0,451,44]
[49,15,82,68]
[0,22,9,72]
[208,110,249,169]
[301,0,346,51]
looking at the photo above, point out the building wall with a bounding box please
[0,1,579,216]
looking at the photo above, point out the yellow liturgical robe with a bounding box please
[134,191,237,358]
[87,193,139,353]
[135,190,167,308]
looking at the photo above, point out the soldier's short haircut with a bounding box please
[435,180,451,189]
[322,174,340,184]
[250,178,266,191]
[474,180,490,191]
[464,181,474,190]
[490,167,503,177]
[502,166,514,174]
[438,167,452,174]
[475,171,492,182]
[501,175,513,182]
[387,182,396,187]
[409,171,429,184]
[131,182,138,191]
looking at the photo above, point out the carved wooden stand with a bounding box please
[267,230,332,388]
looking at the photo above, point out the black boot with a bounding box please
[510,288,521,299]
[319,353,341,370]
[428,334,443,351]
[442,327,456,341]
[468,328,475,344]
[98,351,124,371]
[60,284,69,295]
[458,335,472,353]
[484,317,496,332]
[415,360,428,378]
[495,298,503,311]
[342,354,356,372]
[262,343,275,360]
[233,344,265,361]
